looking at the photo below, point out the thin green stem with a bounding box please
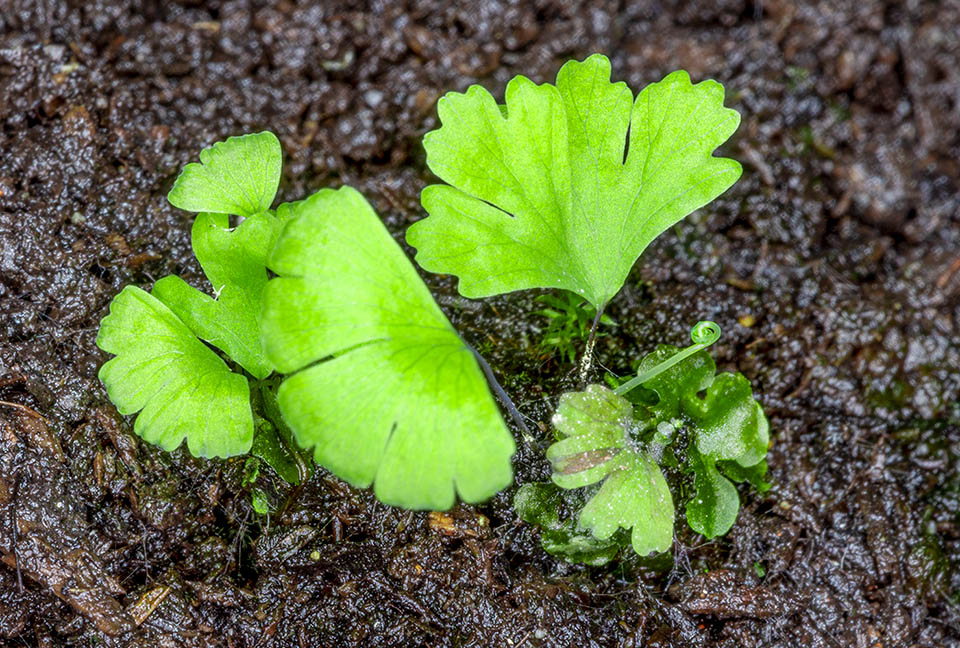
[613,321,721,396]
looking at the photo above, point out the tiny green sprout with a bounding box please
[242,457,260,488]
[534,291,616,364]
[536,321,769,559]
[251,489,271,516]
[613,321,721,395]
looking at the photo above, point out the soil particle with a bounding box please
[674,569,797,619]
[1,0,959,646]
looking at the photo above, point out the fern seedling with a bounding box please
[408,53,742,378]
[97,132,285,459]
[97,133,515,510]
[529,322,770,559]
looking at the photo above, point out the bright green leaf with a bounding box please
[547,385,674,555]
[96,286,253,458]
[153,210,279,378]
[167,131,282,217]
[408,53,741,308]
[260,186,515,510]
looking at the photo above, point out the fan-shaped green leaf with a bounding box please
[578,452,674,556]
[153,210,279,378]
[547,385,674,555]
[167,131,282,217]
[96,286,253,458]
[408,53,741,308]
[260,186,515,510]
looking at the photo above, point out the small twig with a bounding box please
[0,400,50,423]
[141,520,150,582]
[11,474,23,593]
[232,508,251,572]
[578,302,606,387]
[469,345,533,439]
[0,375,28,389]
[128,585,171,626]
[936,256,960,289]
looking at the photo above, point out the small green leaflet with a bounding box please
[167,131,282,217]
[408,53,741,309]
[153,210,279,379]
[96,286,253,457]
[156,131,288,378]
[514,482,622,566]
[548,385,674,555]
[546,349,769,557]
[260,186,515,510]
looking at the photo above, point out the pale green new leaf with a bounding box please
[548,384,633,489]
[547,385,674,555]
[683,370,769,538]
[152,210,280,378]
[260,186,515,510]
[409,53,741,308]
[167,132,282,217]
[578,452,674,556]
[513,482,622,566]
[634,344,768,539]
[96,286,253,458]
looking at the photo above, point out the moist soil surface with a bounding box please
[1,1,959,646]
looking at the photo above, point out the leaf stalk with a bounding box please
[613,321,721,396]
[578,301,607,387]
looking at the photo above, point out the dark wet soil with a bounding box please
[1,1,958,646]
